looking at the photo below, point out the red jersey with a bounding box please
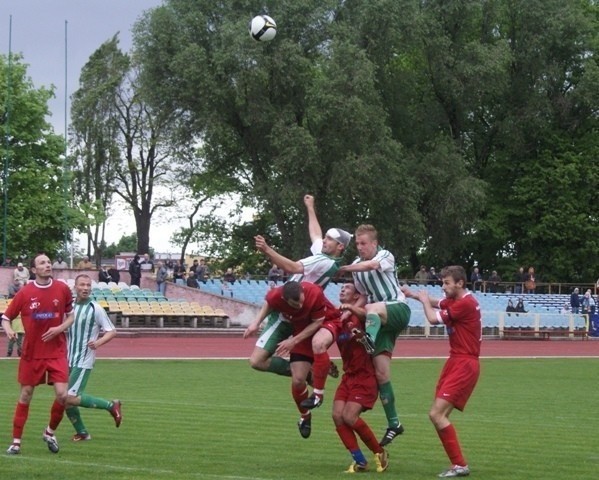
[336,315,375,378]
[3,279,74,361]
[438,292,481,357]
[265,282,333,335]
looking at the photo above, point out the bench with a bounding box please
[502,328,588,340]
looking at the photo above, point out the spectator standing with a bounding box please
[469,267,482,292]
[402,265,481,478]
[487,270,501,293]
[172,260,186,285]
[582,289,596,315]
[189,259,199,275]
[513,267,525,294]
[128,255,141,287]
[267,264,284,284]
[570,288,580,314]
[13,263,30,286]
[6,280,24,357]
[223,267,237,284]
[76,256,94,270]
[195,259,208,283]
[524,266,536,294]
[52,256,68,270]
[155,261,169,294]
[428,267,441,286]
[139,253,154,273]
[414,265,429,285]
[1,254,75,455]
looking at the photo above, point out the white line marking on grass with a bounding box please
[1,456,176,474]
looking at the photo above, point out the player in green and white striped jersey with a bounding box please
[65,274,122,442]
[245,195,352,377]
[337,224,411,447]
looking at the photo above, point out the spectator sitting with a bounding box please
[52,255,68,269]
[13,262,30,286]
[186,271,198,288]
[515,298,527,313]
[223,267,236,284]
[8,278,22,298]
[561,303,571,315]
[267,264,284,284]
[98,265,112,283]
[414,265,429,285]
[506,299,517,316]
[77,256,94,270]
[108,266,120,283]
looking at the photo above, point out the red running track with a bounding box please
[94,336,599,359]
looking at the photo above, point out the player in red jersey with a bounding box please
[1,254,74,455]
[333,282,389,473]
[244,280,340,438]
[402,265,481,478]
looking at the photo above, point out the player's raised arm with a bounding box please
[254,235,304,274]
[304,194,323,243]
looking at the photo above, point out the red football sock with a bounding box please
[336,423,359,450]
[291,384,309,414]
[49,400,66,431]
[437,424,466,466]
[311,352,330,392]
[352,417,383,454]
[12,402,30,440]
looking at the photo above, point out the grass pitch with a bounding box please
[0,357,597,479]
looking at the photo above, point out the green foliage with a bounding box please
[102,233,139,258]
[0,358,597,479]
[0,54,82,260]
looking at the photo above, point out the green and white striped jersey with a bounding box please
[352,248,406,304]
[67,300,116,369]
[289,238,342,289]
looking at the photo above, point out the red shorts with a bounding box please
[435,355,480,411]
[18,357,69,386]
[291,335,315,359]
[321,316,343,342]
[334,373,378,410]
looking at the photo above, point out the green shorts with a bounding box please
[255,312,293,355]
[374,302,411,356]
[67,366,92,397]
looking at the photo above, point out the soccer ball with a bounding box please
[249,15,277,42]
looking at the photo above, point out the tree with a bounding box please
[70,35,127,264]
[71,36,188,257]
[0,54,81,261]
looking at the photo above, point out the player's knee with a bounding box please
[332,411,344,425]
[248,356,267,371]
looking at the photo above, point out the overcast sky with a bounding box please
[1,1,190,254]
[2,0,164,136]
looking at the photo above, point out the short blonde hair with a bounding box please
[355,224,378,241]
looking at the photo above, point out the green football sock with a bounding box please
[80,393,112,410]
[267,356,291,376]
[66,406,87,434]
[379,381,400,428]
[365,313,382,342]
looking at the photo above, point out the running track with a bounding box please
[93,336,599,359]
